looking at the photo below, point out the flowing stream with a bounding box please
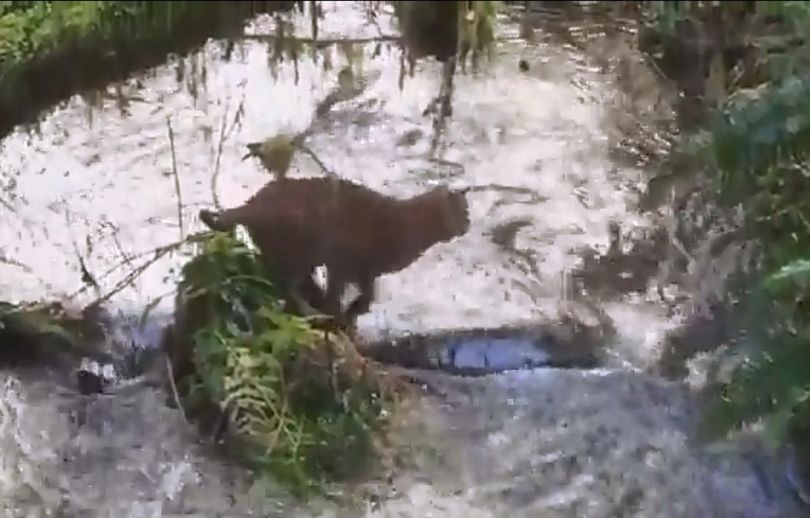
[0,2,803,517]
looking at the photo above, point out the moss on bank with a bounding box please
[0,1,301,138]
[0,300,107,368]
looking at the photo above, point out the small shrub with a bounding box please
[170,231,400,495]
[638,1,810,453]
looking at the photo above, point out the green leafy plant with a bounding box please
[171,231,399,495]
[392,1,498,67]
[698,259,810,447]
[638,1,810,453]
[458,0,498,72]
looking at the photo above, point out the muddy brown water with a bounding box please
[0,2,802,516]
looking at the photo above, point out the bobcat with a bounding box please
[199,177,471,327]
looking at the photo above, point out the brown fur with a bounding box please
[199,177,470,326]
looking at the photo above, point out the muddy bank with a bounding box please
[0,1,301,139]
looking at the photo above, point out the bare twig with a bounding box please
[296,142,337,177]
[64,209,100,294]
[72,232,210,298]
[210,85,246,211]
[164,353,188,422]
[428,56,457,157]
[166,117,184,241]
[226,90,247,138]
[100,218,135,268]
[70,231,211,307]
[310,0,319,40]
[83,248,174,310]
[211,98,230,212]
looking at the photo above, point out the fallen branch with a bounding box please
[241,33,400,46]
[241,33,526,46]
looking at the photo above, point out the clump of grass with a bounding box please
[168,231,400,495]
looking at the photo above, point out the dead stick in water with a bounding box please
[164,353,188,422]
[166,117,184,241]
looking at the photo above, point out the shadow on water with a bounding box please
[0,1,804,516]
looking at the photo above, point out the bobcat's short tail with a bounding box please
[199,209,238,232]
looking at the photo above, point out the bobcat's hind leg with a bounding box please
[343,275,375,328]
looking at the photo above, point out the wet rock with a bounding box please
[76,369,105,395]
[360,323,604,376]
[75,358,116,395]
[397,128,424,147]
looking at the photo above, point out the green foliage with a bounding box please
[393,1,499,68]
[1,2,130,68]
[0,301,78,347]
[458,1,499,71]
[174,232,396,495]
[640,1,810,450]
[642,1,692,37]
[697,260,810,447]
[0,0,283,124]
[698,333,810,447]
[709,77,810,269]
[0,300,110,367]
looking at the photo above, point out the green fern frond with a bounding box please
[698,333,810,444]
[173,231,396,494]
[764,259,810,295]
